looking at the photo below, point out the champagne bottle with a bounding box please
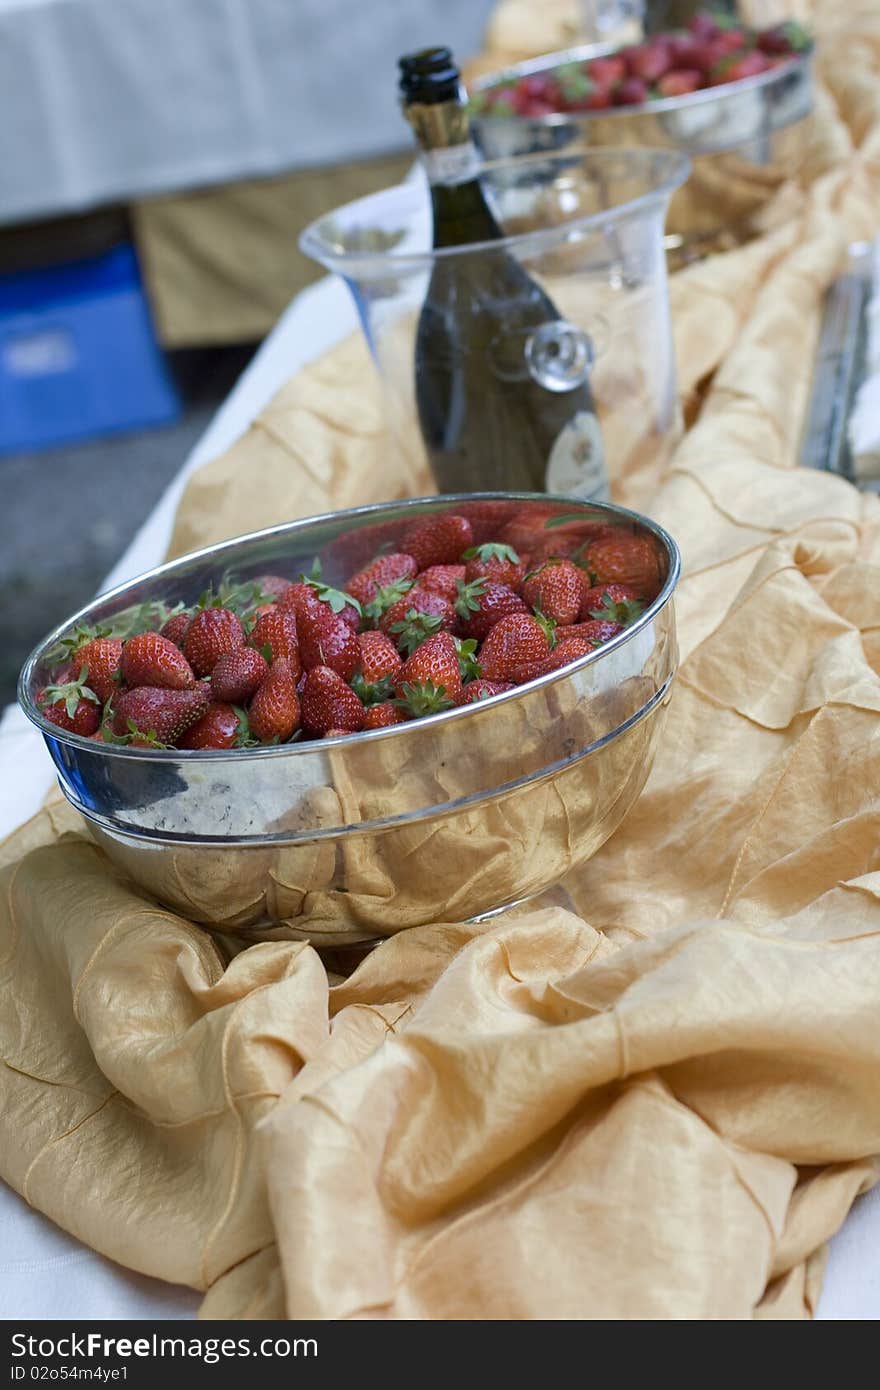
[399,47,608,499]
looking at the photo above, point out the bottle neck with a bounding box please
[404,99,502,248]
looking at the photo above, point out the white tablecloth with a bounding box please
[1,272,878,1320]
[0,0,494,223]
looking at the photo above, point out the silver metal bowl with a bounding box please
[472,43,814,251]
[19,494,680,945]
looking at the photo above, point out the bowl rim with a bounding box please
[19,491,681,763]
[470,41,813,120]
[299,146,691,271]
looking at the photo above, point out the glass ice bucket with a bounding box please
[301,148,689,501]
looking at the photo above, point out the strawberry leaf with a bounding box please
[232,706,260,749]
[453,577,487,620]
[310,580,362,616]
[454,638,481,682]
[589,594,645,626]
[461,542,520,564]
[389,608,444,657]
[393,680,455,718]
[533,610,558,650]
[777,20,811,50]
[39,668,100,719]
[364,577,414,623]
[298,559,362,617]
[350,673,396,707]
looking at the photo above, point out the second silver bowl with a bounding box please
[472,43,814,250]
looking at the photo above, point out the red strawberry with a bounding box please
[758,22,811,56]
[514,636,596,685]
[455,579,528,642]
[463,542,525,592]
[355,630,403,684]
[624,41,671,83]
[38,676,101,737]
[346,552,418,607]
[248,657,300,743]
[712,28,748,56]
[578,582,644,625]
[381,588,456,654]
[284,571,361,633]
[563,619,624,647]
[71,637,123,703]
[112,686,209,744]
[715,51,771,84]
[252,574,292,599]
[296,592,359,679]
[400,513,473,570]
[657,69,703,97]
[160,611,193,649]
[666,34,701,66]
[521,560,584,626]
[294,570,361,630]
[323,728,359,739]
[583,533,661,596]
[179,703,247,750]
[249,607,301,674]
[478,614,551,684]
[362,702,406,730]
[691,38,734,74]
[184,608,246,677]
[300,666,365,736]
[120,632,196,690]
[394,631,462,714]
[211,647,268,703]
[458,679,514,705]
[418,564,467,602]
[689,12,719,39]
[278,580,312,614]
[614,77,649,106]
[587,55,626,86]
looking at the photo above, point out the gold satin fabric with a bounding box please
[2,0,880,1320]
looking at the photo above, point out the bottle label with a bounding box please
[421,142,482,187]
[545,412,609,501]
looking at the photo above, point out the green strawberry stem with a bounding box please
[393,681,454,718]
[39,666,100,719]
[350,673,396,707]
[299,557,362,617]
[389,609,444,657]
[364,577,414,623]
[461,542,520,564]
[589,594,645,626]
[533,610,558,650]
[453,577,487,621]
[46,599,185,666]
[196,574,276,621]
[125,719,170,749]
[232,706,260,749]
[454,638,481,682]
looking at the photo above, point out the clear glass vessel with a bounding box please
[301,148,689,503]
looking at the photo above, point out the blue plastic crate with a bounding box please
[0,243,180,455]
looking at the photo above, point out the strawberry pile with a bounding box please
[36,508,662,750]
[470,12,810,117]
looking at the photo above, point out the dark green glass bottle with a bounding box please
[399,47,607,498]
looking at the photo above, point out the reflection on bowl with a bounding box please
[19,494,680,944]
